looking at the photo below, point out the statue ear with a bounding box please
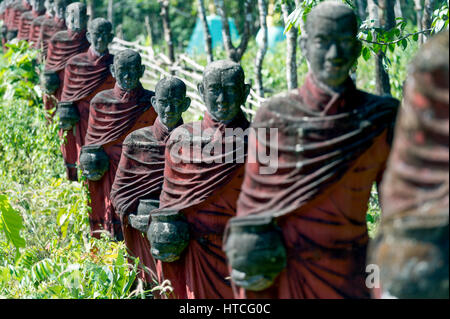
[151,95,157,108]
[354,39,362,59]
[299,35,308,59]
[110,64,116,79]
[140,65,145,78]
[86,31,92,44]
[197,82,204,100]
[183,97,191,112]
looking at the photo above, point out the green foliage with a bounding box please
[0,42,156,299]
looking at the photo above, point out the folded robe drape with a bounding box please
[59,48,115,180]
[110,117,182,284]
[37,16,66,58]
[84,84,157,241]
[7,0,31,31]
[152,111,250,299]
[28,13,50,45]
[43,29,89,114]
[17,9,41,40]
[373,34,449,298]
[229,74,399,299]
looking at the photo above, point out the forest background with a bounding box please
[0,0,448,298]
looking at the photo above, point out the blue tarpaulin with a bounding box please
[256,26,286,52]
[186,15,240,55]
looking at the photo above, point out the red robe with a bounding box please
[84,84,157,241]
[17,9,42,41]
[28,12,50,45]
[110,117,182,284]
[373,34,449,299]
[59,47,115,181]
[152,111,249,299]
[6,0,31,31]
[37,15,66,58]
[229,74,399,299]
[43,29,89,115]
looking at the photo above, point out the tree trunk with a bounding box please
[282,1,298,90]
[159,0,175,64]
[414,0,424,44]
[107,0,114,27]
[356,0,367,21]
[255,0,268,97]
[197,0,213,63]
[394,0,403,19]
[144,15,153,47]
[371,0,393,96]
[422,0,435,43]
[86,0,94,23]
[213,0,252,62]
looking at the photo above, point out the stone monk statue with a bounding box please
[40,1,89,167]
[58,17,115,182]
[28,0,47,45]
[17,0,43,40]
[370,31,449,299]
[147,60,251,299]
[223,1,399,299]
[37,0,67,58]
[110,77,191,285]
[80,49,157,241]
[6,0,33,41]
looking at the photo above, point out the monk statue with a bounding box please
[369,31,449,299]
[147,60,251,299]
[5,0,31,40]
[80,49,157,241]
[223,1,399,299]
[41,1,88,119]
[37,0,67,58]
[110,77,191,286]
[28,0,47,45]
[17,0,43,40]
[58,17,115,182]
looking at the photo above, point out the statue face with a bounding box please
[65,4,87,32]
[87,23,113,55]
[301,15,361,88]
[31,0,45,12]
[151,83,190,129]
[199,68,250,123]
[112,59,144,92]
[44,0,54,16]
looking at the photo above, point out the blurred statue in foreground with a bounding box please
[370,31,449,299]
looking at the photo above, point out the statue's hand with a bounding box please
[41,71,60,95]
[224,218,287,292]
[128,212,151,233]
[129,199,160,233]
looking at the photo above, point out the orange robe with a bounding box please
[229,74,399,299]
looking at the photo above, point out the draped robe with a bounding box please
[6,0,31,32]
[60,47,115,181]
[17,9,42,40]
[42,28,89,116]
[230,74,399,299]
[372,34,449,299]
[84,84,157,241]
[110,117,182,284]
[37,15,66,58]
[28,12,50,46]
[152,111,250,299]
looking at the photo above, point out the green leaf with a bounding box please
[0,195,26,250]
[412,33,419,41]
[401,38,408,50]
[362,47,371,61]
[388,43,396,53]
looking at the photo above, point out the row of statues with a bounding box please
[1,0,448,299]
